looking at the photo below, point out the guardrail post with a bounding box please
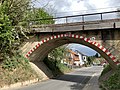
[100,13,103,20]
[113,22,116,28]
[82,15,84,30]
[82,15,84,22]
[66,17,68,23]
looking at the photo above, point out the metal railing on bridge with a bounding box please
[28,10,120,25]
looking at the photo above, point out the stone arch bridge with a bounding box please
[21,11,120,76]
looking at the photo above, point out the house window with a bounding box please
[83,56,86,61]
[73,63,76,65]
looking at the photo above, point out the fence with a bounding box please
[28,10,120,25]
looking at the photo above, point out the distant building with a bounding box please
[64,49,87,67]
[75,50,87,66]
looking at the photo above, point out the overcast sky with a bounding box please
[32,0,120,16]
[32,0,120,56]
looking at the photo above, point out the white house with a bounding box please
[75,50,87,66]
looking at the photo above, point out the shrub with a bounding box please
[0,53,39,87]
[1,53,29,71]
[103,65,120,90]
[56,62,71,73]
[43,57,71,76]
[100,65,120,90]
[100,64,112,77]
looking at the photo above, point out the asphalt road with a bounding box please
[11,66,103,90]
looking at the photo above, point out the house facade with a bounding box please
[64,49,87,67]
[75,50,87,66]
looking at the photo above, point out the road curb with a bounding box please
[0,78,40,90]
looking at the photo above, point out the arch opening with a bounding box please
[25,34,120,69]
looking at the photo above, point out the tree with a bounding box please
[49,46,66,61]
[87,57,93,65]
[0,0,31,49]
[87,57,91,65]
[0,0,55,61]
[0,1,15,60]
[24,8,55,25]
[95,53,99,58]
[0,0,30,25]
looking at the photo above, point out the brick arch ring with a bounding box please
[25,34,120,65]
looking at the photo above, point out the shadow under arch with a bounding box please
[25,34,120,69]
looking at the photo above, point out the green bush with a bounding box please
[100,64,112,77]
[99,65,120,90]
[2,53,29,71]
[0,53,39,87]
[43,57,71,76]
[103,65,120,90]
[56,62,71,73]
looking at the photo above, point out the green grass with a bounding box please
[99,65,120,90]
[103,65,120,90]
[100,64,112,76]
[0,54,39,88]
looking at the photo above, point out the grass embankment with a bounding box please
[0,54,39,88]
[43,57,71,77]
[99,65,120,90]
